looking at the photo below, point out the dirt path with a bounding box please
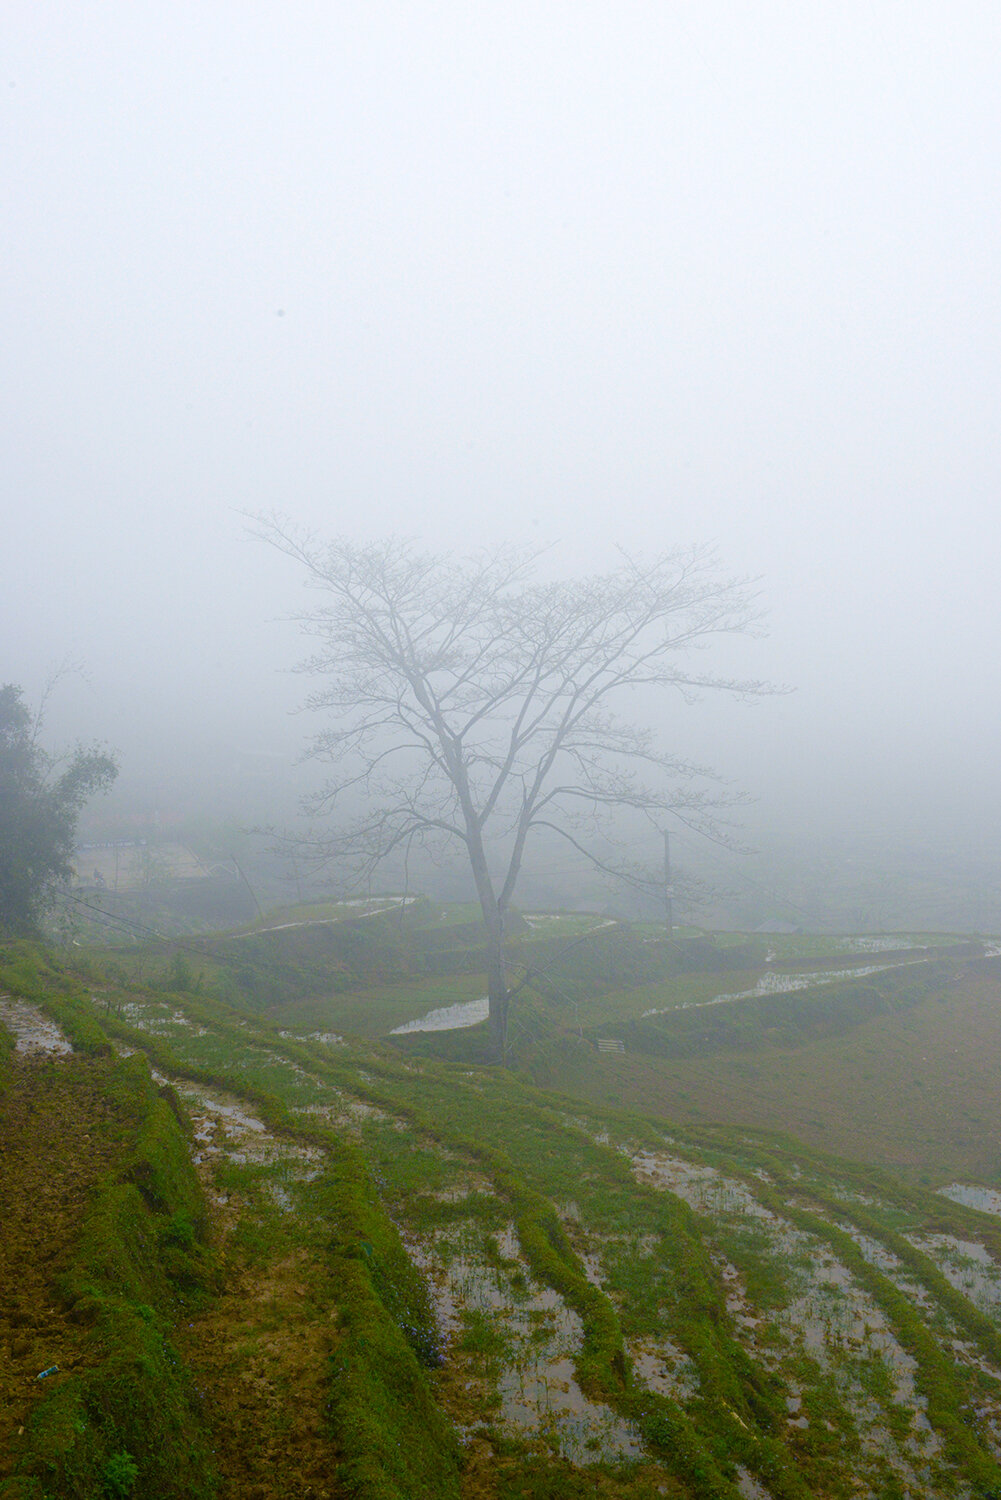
[0,1054,130,1475]
[180,1245,340,1500]
[1,1007,342,1496]
[168,1082,343,1499]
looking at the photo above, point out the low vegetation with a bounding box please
[3,911,1001,1497]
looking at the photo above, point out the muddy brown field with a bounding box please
[0,1054,129,1479]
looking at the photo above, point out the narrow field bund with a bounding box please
[0,1006,219,1498]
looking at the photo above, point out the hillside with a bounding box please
[3,914,1001,1498]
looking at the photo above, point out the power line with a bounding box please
[53,889,217,963]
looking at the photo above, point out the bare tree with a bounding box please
[256,520,770,1060]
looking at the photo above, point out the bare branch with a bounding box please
[254,520,777,1058]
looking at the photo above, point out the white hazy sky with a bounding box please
[4,3,1000,841]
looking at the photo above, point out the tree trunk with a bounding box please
[485,920,509,1064]
[463,824,509,1063]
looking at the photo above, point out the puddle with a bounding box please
[177,1083,324,1174]
[785,1390,807,1428]
[633,1151,773,1221]
[282,1029,343,1048]
[268,1182,298,1213]
[630,1339,700,1402]
[117,1001,207,1036]
[108,1043,171,1087]
[813,1220,935,1310]
[641,962,922,1018]
[244,894,414,930]
[101,1071,327,1214]
[523,914,615,933]
[735,1469,773,1500]
[784,1258,919,1376]
[185,1090,268,1136]
[298,1095,391,1130]
[827,1184,881,1210]
[243,896,416,936]
[503,1358,643,1466]
[0,997,72,1057]
[635,1149,942,1481]
[412,1223,534,1340]
[835,936,925,953]
[429,1181,493,1205]
[499,1301,643,1461]
[939,1184,1001,1218]
[911,1233,1001,1318]
[391,997,488,1035]
[579,1252,605,1288]
[409,1222,642,1464]
[776,1255,941,1476]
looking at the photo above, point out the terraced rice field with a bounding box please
[5,940,1001,1497]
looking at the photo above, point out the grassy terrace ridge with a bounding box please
[0,1013,217,1497]
[4,920,1001,1498]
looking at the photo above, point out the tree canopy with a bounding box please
[0,683,118,936]
[259,523,770,1058]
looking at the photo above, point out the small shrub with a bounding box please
[102,1451,139,1498]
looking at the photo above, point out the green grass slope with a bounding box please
[4,924,1001,1498]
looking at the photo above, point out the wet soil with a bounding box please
[0,1053,132,1475]
[173,1077,340,1498]
[1,1022,340,1498]
[0,998,73,1057]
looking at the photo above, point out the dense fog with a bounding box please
[5,4,1001,924]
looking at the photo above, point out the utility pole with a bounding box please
[663,829,673,937]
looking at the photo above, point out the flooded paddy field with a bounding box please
[0,994,73,1056]
[629,1146,956,1494]
[6,931,1001,1498]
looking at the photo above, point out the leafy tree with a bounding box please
[0,683,118,935]
[256,524,770,1060]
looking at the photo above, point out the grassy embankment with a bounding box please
[0,953,216,1499]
